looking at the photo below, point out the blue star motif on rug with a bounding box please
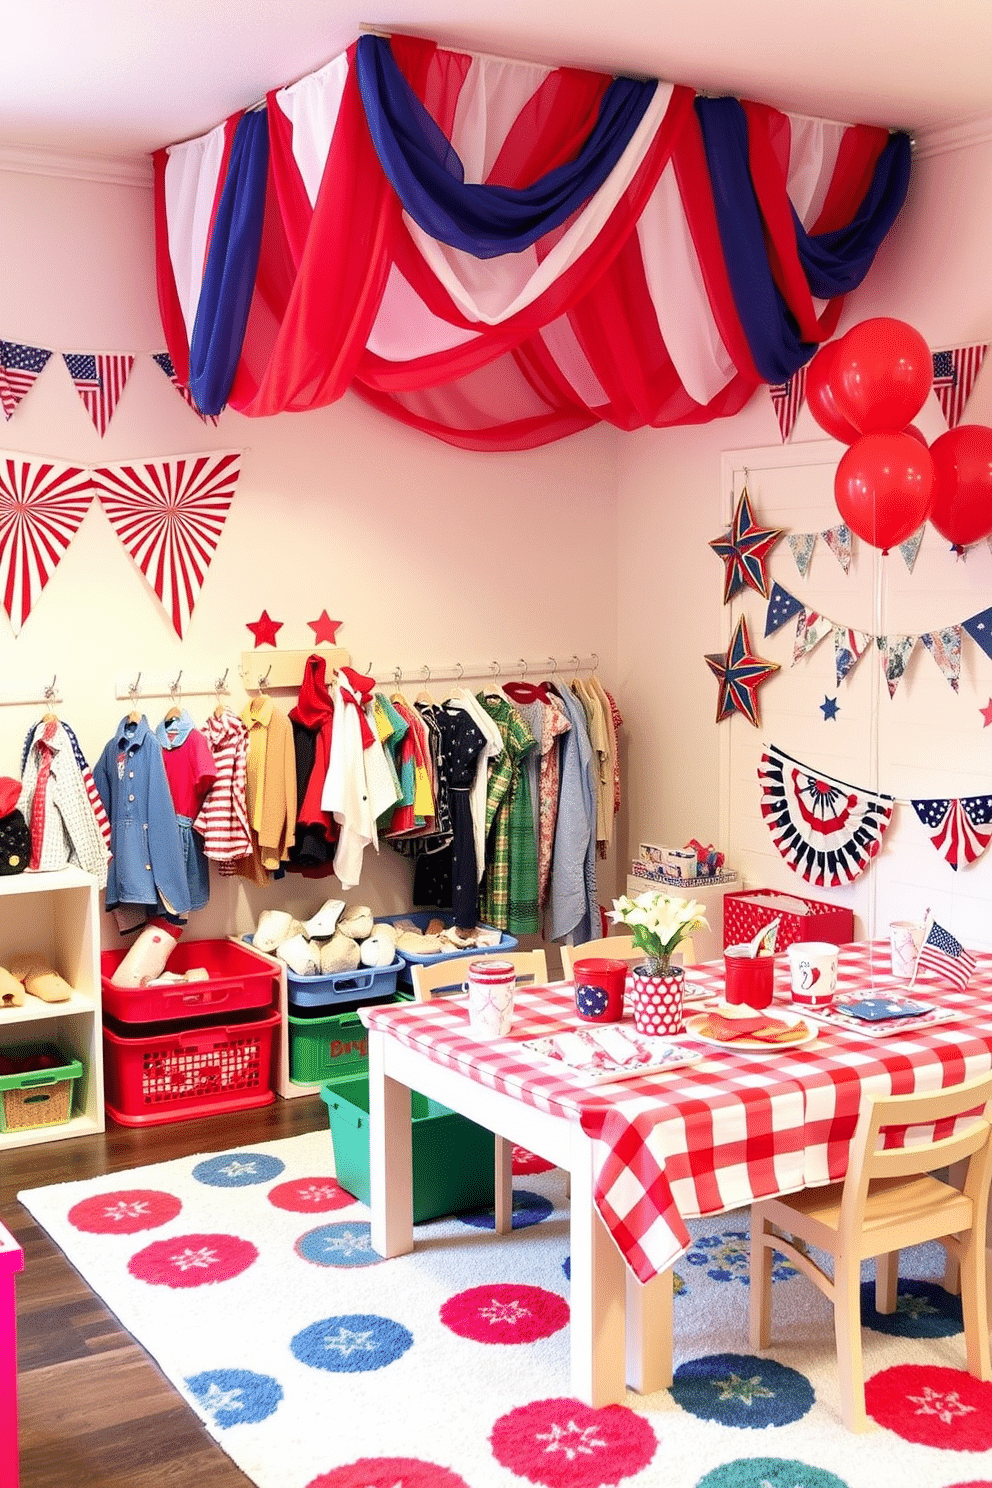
[457,1188,553,1231]
[192,1152,285,1187]
[291,1314,413,1373]
[296,1222,384,1268]
[705,616,780,727]
[709,487,783,604]
[671,1352,814,1428]
[820,695,840,721]
[184,1368,283,1428]
[695,1457,848,1488]
[861,1278,963,1338]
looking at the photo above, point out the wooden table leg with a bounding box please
[367,1030,414,1259]
[626,1266,674,1392]
[0,1223,24,1488]
[494,1136,514,1235]
[568,1126,626,1406]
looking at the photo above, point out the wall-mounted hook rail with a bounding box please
[369,655,602,686]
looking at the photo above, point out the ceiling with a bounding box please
[3,0,991,162]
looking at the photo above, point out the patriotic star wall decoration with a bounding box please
[709,486,783,604]
[705,615,780,727]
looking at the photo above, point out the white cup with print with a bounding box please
[464,958,516,1038]
[889,921,925,979]
[786,941,839,1006]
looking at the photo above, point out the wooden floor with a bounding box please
[1,1096,329,1488]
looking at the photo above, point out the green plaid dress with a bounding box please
[476,693,539,933]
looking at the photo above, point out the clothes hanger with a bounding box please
[213,669,230,719]
[503,658,550,706]
[126,674,143,725]
[41,676,59,725]
[164,671,183,723]
[415,664,435,706]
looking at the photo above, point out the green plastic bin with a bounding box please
[321,1073,495,1223]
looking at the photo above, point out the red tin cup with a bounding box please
[724,944,775,1010]
[572,958,628,1022]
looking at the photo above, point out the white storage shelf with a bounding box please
[0,867,104,1149]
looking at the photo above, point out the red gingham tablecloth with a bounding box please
[360,942,992,1283]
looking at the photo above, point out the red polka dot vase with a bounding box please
[630,962,685,1036]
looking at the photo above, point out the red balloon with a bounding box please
[832,318,933,435]
[805,341,860,443]
[929,424,992,546]
[834,432,935,552]
[903,424,928,446]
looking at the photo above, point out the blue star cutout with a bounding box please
[820,695,840,721]
[704,616,780,727]
[709,486,783,604]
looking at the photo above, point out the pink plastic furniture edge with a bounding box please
[0,1219,23,1488]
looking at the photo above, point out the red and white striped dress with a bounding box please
[193,709,252,864]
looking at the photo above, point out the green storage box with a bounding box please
[289,1007,372,1085]
[321,1073,495,1223]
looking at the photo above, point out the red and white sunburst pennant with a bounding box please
[92,450,241,637]
[0,456,95,633]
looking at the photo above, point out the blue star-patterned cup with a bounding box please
[572,958,628,1022]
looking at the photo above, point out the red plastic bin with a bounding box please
[101,939,279,1025]
[102,1007,280,1127]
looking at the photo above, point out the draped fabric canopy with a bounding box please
[154,33,911,450]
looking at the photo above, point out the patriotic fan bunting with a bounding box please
[932,346,988,429]
[911,796,992,871]
[152,352,219,426]
[758,742,894,886]
[93,451,241,636]
[708,487,783,603]
[0,457,94,632]
[63,353,135,436]
[1,341,52,420]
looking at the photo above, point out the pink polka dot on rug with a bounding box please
[440,1284,568,1344]
[490,1397,656,1488]
[513,1145,554,1175]
[128,1232,258,1288]
[944,1481,992,1488]
[268,1177,354,1213]
[68,1189,181,1234]
[865,1364,992,1449]
[307,1458,469,1488]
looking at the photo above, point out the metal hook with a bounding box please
[421,664,431,683]
[258,664,272,691]
[570,653,580,678]
[44,674,57,700]
[519,657,528,676]
[215,668,229,693]
[455,661,464,680]
[129,672,142,698]
[393,665,403,686]
[169,669,183,697]
[591,653,599,672]
[490,660,500,679]
[547,656,557,675]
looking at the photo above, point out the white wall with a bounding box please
[617,128,992,947]
[0,164,622,946]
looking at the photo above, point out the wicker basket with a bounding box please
[0,1044,82,1133]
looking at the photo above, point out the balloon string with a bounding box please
[866,541,886,975]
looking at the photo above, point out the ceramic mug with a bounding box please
[572,957,627,1022]
[463,958,516,1038]
[724,944,775,1009]
[786,941,839,1006]
[889,920,925,979]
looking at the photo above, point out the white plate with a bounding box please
[797,1000,966,1039]
[519,1031,705,1085]
[685,1009,818,1050]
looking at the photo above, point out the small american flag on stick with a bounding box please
[914,918,976,990]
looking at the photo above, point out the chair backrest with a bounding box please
[840,1069,992,1233]
[411,949,549,1002]
[560,935,696,980]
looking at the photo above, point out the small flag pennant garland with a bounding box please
[932,345,988,429]
[764,581,806,638]
[769,366,807,443]
[92,450,241,637]
[786,523,852,577]
[920,626,962,692]
[62,352,135,436]
[0,457,95,633]
[910,796,992,871]
[152,352,219,426]
[898,528,925,572]
[708,486,783,603]
[1,341,52,421]
[793,610,833,663]
[833,626,872,684]
[758,742,895,887]
[915,919,976,989]
[876,633,917,698]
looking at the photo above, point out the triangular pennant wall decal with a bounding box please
[833,626,872,685]
[793,610,833,663]
[898,528,925,572]
[62,353,135,436]
[932,345,988,429]
[152,351,219,426]
[764,581,806,637]
[921,626,963,692]
[769,366,807,443]
[819,523,852,574]
[877,634,917,697]
[93,450,241,637]
[787,532,816,577]
[963,607,992,663]
[0,456,94,633]
[911,795,992,870]
[0,341,52,421]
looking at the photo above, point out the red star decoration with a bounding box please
[704,615,780,727]
[709,487,783,604]
[246,609,283,647]
[981,698,992,728]
[308,610,342,645]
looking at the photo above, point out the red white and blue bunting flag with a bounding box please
[62,353,135,436]
[759,743,894,886]
[0,457,94,633]
[897,528,925,572]
[92,450,241,637]
[786,523,851,577]
[932,345,988,429]
[151,351,219,425]
[920,626,963,693]
[911,796,992,871]
[769,367,807,442]
[833,626,872,684]
[0,341,52,421]
[793,610,833,664]
[876,634,917,698]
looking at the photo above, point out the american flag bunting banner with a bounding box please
[876,633,917,698]
[0,457,94,633]
[910,796,992,871]
[832,626,872,685]
[819,523,852,574]
[769,367,807,442]
[62,352,135,436]
[152,351,220,426]
[914,920,976,989]
[758,742,894,887]
[0,341,52,421]
[92,450,241,636]
[793,609,833,663]
[932,345,988,429]
[920,626,963,692]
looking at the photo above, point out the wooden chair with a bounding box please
[749,1069,992,1432]
[560,935,696,980]
[410,949,549,1235]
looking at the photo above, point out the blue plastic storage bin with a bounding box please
[243,935,403,1012]
[375,911,517,987]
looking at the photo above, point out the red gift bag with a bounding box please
[723,889,854,953]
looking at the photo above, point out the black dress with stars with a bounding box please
[413,703,487,928]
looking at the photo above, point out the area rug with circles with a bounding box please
[17,1129,992,1488]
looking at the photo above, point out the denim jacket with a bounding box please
[93,715,191,915]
